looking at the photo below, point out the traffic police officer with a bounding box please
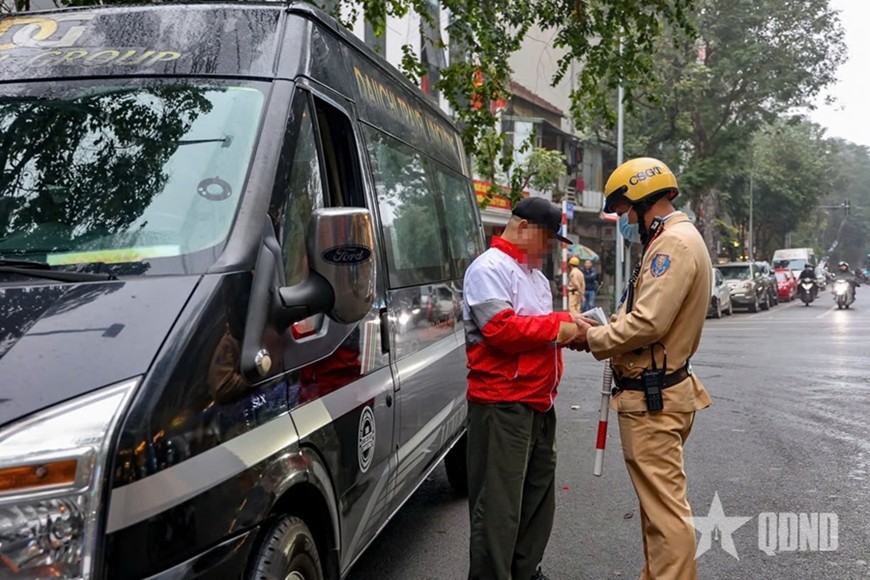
[568,256,585,314]
[574,157,712,580]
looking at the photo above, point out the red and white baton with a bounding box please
[593,363,613,476]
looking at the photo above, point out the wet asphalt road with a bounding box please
[348,294,870,579]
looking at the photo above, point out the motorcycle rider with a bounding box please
[834,261,860,299]
[798,263,818,300]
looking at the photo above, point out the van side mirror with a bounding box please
[278,208,376,324]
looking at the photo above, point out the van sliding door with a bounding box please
[363,126,469,509]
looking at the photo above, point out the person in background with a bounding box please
[798,263,818,299]
[581,259,599,311]
[568,256,585,314]
[834,261,860,295]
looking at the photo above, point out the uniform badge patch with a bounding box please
[650,254,671,277]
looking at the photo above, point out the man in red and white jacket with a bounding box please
[464,197,593,580]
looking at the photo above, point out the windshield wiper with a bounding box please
[0,259,116,282]
[178,136,233,147]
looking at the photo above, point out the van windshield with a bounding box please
[0,79,265,275]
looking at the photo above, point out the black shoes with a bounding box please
[530,568,551,580]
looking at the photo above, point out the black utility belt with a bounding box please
[612,364,691,392]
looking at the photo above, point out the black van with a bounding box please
[0,4,483,578]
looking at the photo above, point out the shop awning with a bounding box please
[568,243,599,262]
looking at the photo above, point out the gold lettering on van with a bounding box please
[353,65,459,156]
[20,47,183,68]
[0,14,94,51]
[85,49,120,66]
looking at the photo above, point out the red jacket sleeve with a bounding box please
[479,307,572,354]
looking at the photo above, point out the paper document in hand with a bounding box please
[581,306,608,326]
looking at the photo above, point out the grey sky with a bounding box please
[807,0,870,147]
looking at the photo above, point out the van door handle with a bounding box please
[379,307,390,354]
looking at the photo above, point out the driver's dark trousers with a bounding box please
[467,402,556,580]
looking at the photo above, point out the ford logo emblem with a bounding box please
[322,245,372,265]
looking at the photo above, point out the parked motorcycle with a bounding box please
[798,280,816,306]
[832,278,855,309]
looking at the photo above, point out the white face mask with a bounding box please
[618,212,642,245]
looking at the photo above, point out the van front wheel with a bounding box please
[251,515,323,580]
[444,433,469,496]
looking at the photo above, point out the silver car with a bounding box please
[708,267,733,318]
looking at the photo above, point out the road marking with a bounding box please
[816,306,837,319]
[735,300,803,320]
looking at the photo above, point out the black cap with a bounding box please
[512,197,572,244]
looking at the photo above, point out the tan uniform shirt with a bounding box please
[587,213,713,413]
[569,267,585,294]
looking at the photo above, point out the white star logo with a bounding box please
[684,492,752,560]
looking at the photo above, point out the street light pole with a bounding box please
[748,148,754,261]
[615,80,625,305]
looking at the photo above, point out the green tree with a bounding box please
[720,119,830,260]
[613,0,845,254]
[512,147,567,201]
[797,139,870,267]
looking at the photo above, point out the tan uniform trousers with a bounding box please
[568,291,582,314]
[617,410,698,580]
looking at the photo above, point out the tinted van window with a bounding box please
[0,79,265,273]
[435,166,482,273]
[365,127,450,288]
[275,95,325,287]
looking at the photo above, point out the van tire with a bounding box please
[251,515,323,580]
[444,434,469,496]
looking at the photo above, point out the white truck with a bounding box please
[772,247,820,284]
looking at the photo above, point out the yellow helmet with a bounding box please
[603,157,678,213]
[569,256,580,266]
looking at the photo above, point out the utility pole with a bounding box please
[615,84,624,304]
[614,32,625,310]
[818,199,851,255]
[748,148,754,261]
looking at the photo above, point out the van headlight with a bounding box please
[0,378,138,579]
